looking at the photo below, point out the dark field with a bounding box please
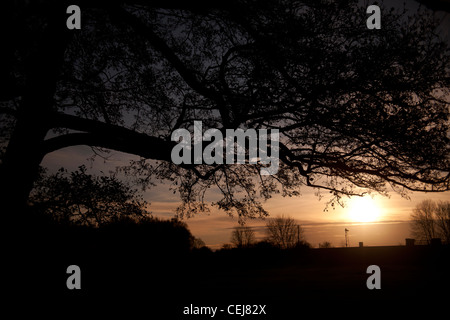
[6,227,449,317]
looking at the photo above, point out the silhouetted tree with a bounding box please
[435,201,450,244]
[1,0,449,225]
[410,200,450,244]
[266,215,305,249]
[231,226,256,248]
[29,165,150,227]
[192,237,207,249]
[411,200,437,243]
[100,216,196,253]
[318,241,333,248]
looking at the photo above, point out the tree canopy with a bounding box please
[1,0,449,223]
[29,166,150,226]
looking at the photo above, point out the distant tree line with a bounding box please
[318,241,333,248]
[410,200,450,244]
[229,215,310,249]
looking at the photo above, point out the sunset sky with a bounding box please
[41,146,450,249]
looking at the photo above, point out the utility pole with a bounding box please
[345,228,349,247]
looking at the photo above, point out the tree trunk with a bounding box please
[0,5,70,226]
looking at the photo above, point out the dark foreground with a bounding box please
[5,227,450,318]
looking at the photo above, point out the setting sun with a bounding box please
[347,196,381,222]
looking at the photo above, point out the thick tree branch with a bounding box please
[41,132,172,162]
[45,113,223,179]
[45,113,175,161]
